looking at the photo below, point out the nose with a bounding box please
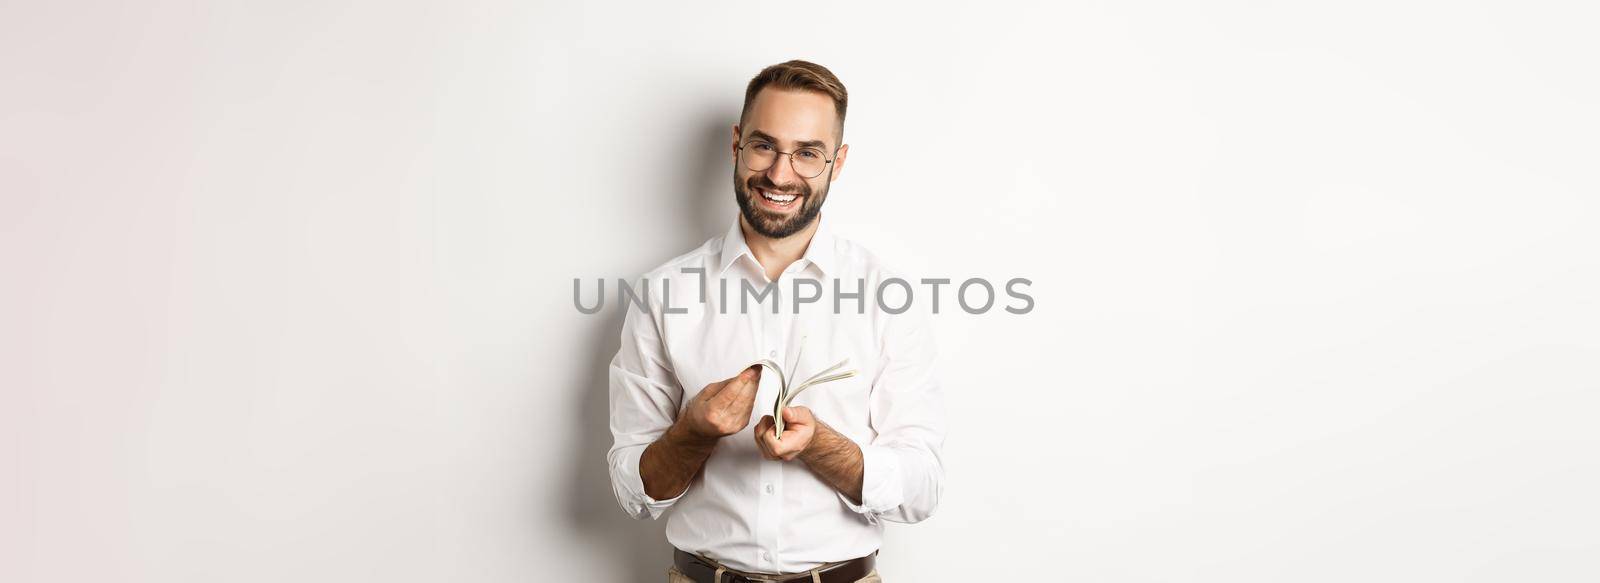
[763,151,801,186]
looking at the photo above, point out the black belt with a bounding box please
[672,548,876,583]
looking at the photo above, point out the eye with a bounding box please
[797,149,822,159]
[750,142,775,152]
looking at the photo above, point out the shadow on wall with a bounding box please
[561,109,734,581]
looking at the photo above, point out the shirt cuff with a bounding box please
[837,443,904,524]
[614,444,688,520]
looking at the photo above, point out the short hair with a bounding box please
[739,60,848,142]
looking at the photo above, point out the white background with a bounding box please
[3,1,1597,581]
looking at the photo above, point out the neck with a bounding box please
[740,215,819,281]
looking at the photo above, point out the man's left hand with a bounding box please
[753,406,816,461]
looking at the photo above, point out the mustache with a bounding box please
[747,175,809,197]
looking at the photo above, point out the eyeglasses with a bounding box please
[736,140,837,179]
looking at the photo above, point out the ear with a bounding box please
[829,143,849,182]
[731,123,742,165]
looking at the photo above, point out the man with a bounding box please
[607,60,946,583]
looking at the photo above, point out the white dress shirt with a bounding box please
[607,213,947,574]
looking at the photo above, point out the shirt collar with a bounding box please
[717,213,837,277]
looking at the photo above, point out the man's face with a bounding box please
[732,88,849,240]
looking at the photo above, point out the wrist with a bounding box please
[668,417,720,449]
[800,420,849,465]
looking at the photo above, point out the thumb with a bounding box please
[781,406,805,424]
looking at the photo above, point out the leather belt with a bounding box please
[672,548,876,583]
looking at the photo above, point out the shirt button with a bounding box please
[768,350,777,357]
[762,551,772,562]
[764,483,773,494]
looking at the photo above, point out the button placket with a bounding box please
[755,295,783,572]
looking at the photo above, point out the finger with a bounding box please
[758,422,779,448]
[757,422,784,454]
[711,366,759,406]
[766,431,800,454]
[781,406,810,426]
[755,424,779,459]
[753,427,768,457]
[698,375,734,401]
[717,367,762,409]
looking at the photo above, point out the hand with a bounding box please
[677,366,762,441]
[753,406,817,461]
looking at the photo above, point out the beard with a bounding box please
[734,172,828,239]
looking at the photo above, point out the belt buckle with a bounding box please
[707,570,764,583]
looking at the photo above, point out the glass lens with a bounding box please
[743,142,777,173]
[792,148,826,178]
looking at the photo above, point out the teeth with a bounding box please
[761,189,798,203]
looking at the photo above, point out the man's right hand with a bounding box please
[641,365,763,501]
[676,365,762,441]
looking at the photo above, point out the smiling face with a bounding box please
[732,88,849,240]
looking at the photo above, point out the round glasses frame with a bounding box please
[736,141,838,179]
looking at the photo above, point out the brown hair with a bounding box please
[740,60,848,141]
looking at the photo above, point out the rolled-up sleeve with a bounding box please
[606,280,688,520]
[838,309,948,524]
